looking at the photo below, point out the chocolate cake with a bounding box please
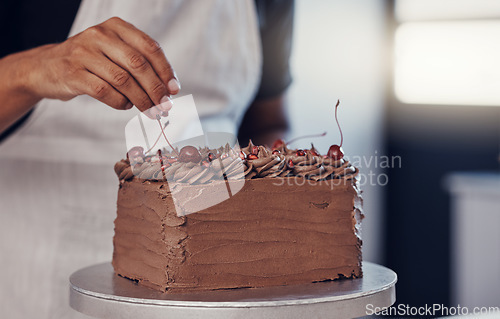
[112,141,363,293]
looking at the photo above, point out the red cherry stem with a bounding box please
[145,121,168,155]
[286,131,327,146]
[335,99,343,147]
[156,115,179,156]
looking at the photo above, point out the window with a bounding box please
[393,0,500,106]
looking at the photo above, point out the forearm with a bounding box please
[249,129,288,148]
[238,94,290,147]
[0,47,45,134]
[0,17,182,136]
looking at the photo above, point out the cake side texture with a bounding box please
[112,177,362,293]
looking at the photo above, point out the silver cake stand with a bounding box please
[70,262,396,319]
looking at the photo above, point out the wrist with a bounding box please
[4,45,54,102]
[0,48,47,134]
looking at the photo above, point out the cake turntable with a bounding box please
[69,261,396,319]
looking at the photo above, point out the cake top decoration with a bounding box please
[116,141,358,185]
[119,99,357,185]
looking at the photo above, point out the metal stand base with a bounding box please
[70,262,396,319]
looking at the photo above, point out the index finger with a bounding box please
[105,17,181,96]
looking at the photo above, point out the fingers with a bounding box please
[74,70,132,110]
[61,18,178,115]
[85,57,174,118]
[83,54,155,111]
[95,36,169,110]
[104,17,181,96]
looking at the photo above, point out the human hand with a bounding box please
[26,17,179,117]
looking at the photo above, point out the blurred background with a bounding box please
[286,0,500,312]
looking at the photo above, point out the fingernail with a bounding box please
[167,78,180,93]
[159,95,173,111]
[125,102,133,109]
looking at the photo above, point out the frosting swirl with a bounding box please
[241,141,358,181]
[115,141,358,184]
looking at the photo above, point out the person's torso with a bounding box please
[0,1,261,318]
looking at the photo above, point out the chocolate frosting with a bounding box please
[115,142,359,183]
